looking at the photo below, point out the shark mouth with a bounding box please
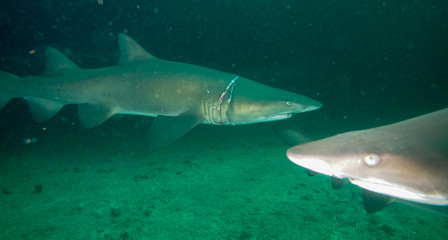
[350,178,448,206]
[265,112,295,121]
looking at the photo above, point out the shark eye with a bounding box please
[285,101,292,106]
[364,154,381,167]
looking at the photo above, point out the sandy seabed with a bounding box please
[0,122,447,240]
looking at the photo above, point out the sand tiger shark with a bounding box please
[0,34,321,151]
[286,108,448,216]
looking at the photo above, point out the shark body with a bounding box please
[286,108,448,216]
[0,34,321,150]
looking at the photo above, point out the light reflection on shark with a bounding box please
[0,34,321,151]
[286,109,448,216]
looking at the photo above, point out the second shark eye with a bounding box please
[364,154,381,167]
[285,101,292,106]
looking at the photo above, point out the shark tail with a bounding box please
[0,70,65,123]
[0,71,20,109]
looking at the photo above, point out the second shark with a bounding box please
[287,108,448,216]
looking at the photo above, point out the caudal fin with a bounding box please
[0,71,20,109]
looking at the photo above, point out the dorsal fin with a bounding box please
[44,47,81,75]
[118,33,157,65]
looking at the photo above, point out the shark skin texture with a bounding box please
[286,108,448,217]
[0,34,322,151]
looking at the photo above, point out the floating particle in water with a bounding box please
[23,137,37,144]
[153,8,159,14]
[98,0,104,5]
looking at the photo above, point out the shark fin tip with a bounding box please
[118,33,157,65]
[24,97,64,123]
[78,103,115,128]
[362,189,394,213]
[44,47,81,75]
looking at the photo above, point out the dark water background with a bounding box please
[1,1,447,131]
[0,1,448,239]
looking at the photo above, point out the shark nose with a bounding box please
[287,150,333,176]
[302,103,322,112]
[308,105,321,111]
[310,101,323,110]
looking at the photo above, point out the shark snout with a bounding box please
[286,99,322,116]
[265,101,320,121]
[305,102,323,111]
[296,97,322,112]
[287,147,334,176]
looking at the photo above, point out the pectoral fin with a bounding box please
[147,113,203,152]
[362,189,394,213]
[273,125,313,146]
[78,103,115,128]
[331,177,349,189]
[307,170,318,176]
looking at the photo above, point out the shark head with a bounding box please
[286,130,393,182]
[286,114,448,207]
[205,77,322,125]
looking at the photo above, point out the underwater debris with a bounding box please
[110,206,121,218]
[33,184,42,193]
